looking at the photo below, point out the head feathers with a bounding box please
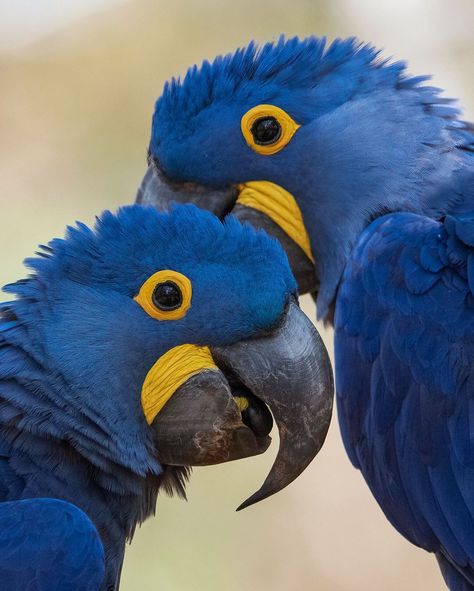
[155,35,431,122]
[5,204,291,300]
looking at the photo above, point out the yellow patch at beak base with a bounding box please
[141,344,218,425]
[236,181,314,263]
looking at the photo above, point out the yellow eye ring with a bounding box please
[241,104,300,156]
[134,270,192,321]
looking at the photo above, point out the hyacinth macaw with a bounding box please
[137,36,474,590]
[0,203,333,591]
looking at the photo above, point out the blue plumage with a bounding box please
[335,213,474,588]
[0,498,104,591]
[150,36,473,318]
[147,36,474,589]
[0,204,296,590]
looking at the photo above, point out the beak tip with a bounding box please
[235,499,254,512]
[217,300,333,511]
[236,486,272,512]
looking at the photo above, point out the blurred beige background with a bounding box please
[1,1,473,589]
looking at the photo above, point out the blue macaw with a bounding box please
[137,36,474,589]
[0,203,333,590]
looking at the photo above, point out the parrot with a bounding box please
[136,36,474,590]
[0,202,333,591]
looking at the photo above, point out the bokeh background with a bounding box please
[1,1,473,589]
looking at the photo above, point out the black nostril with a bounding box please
[232,387,273,438]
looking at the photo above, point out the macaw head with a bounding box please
[2,204,332,510]
[140,36,461,319]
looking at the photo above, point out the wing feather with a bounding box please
[336,212,474,583]
[0,498,104,591]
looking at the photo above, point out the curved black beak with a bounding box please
[151,300,333,509]
[136,163,317,294]
[136,162,239,218]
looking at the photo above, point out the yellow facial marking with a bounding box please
[234,396,249,412]
[141,344,218,424]
[237,181,314,263]
[134,270,192,321]
[241,104,300,156]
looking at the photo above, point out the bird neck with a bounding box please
[0,424,162,590]
[285,88,474,321]
[0,316,163,590]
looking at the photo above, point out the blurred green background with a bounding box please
[1,1,473,589]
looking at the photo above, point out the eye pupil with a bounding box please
[152,281,182,311]
[251,116,282,146]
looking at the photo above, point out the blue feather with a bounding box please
[336,213,474,589]
[146,34,474,591]
[0,203,296,590]
[149,35,473,318]
[0,498,104,591]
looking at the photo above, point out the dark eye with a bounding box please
[152,281,182,311]
[250,116,282,146]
